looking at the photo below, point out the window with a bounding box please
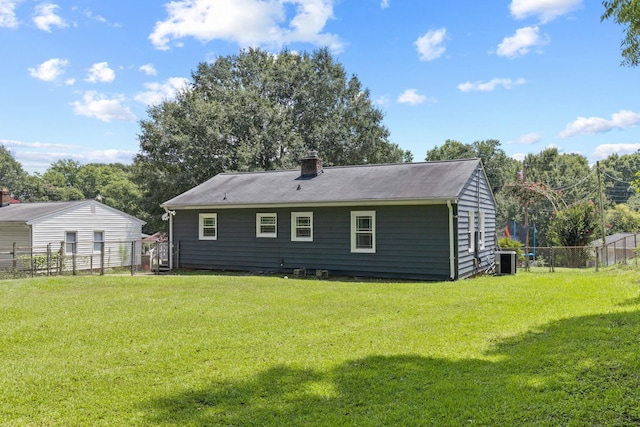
[256,213,277,238]
[351,211,376,253]
[291,212,313,242]
[199,213,218,240]
[93,231,104,253]
[65,231,77,255]
[468,211,475,253]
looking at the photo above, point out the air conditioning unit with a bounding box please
[495,251,517,276]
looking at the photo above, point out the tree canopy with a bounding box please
[134,47,406,230]
[425,139,519,195]
[602,0,640,67]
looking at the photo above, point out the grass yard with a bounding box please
[1,269,639,426]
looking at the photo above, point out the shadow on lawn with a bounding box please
[144,311,640,426]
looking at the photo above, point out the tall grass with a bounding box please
[1,269,639,426]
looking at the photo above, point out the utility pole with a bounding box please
[596,161,607,266]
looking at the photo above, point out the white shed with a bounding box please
[0,199,145,271]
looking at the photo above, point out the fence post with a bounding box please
[176,240,180,270]
[100,241,105,276]
[12,242,17,272]
[30,245,34,277]
[59,242,64,274]
[155,241,160,275]
[72,242,77,275]
[47,243,51,276]
[130,241,135,276]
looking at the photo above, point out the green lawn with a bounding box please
[1,269,639,426]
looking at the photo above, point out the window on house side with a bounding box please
[351,211,376,253]
[93,231,104,253]
[291,212,313,242]
[468,211,476,254]
[199,213,218,240]
[65,231,78,255]
[257,213,277,238]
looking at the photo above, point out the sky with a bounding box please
[1,0,640,174]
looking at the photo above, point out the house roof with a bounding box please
[162,158,483,208]
[0,200,145,224]
[591,232,640,248]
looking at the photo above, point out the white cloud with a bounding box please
[28,58,69,82]
[458,77,525,92]
[560,110,640,138]
[33,3,68,32]
[496,26,548,58]
[511,153,526,162]
[149,0,343,52]
[134,77,189,105]
[83,149,136,164]
[415,28,446,61]
[380,0,389,9]
[515,132,542,145]
[71,91,136,122]
[397,89,428,105]
[85,62,115,83]
[593,144,640,160]
[0,0,22,28]
[510,0,582,23]
[139,63,157,76]
[0,138,78,150]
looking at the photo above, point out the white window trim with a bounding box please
[65,231,78,255]
[468,211,476,254]
[256,213,277,238]
[93,230,104,253]
[291,212,313,242]
[199,213,218,240]
[351,210,376,253]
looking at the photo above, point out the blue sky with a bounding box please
[1,0,639,174]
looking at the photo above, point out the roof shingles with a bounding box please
[163,159,481,207]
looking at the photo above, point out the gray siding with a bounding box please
[173,204,452,281]
[456,165,497,279]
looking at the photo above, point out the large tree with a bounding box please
[425,139,519,194]
[134,47,406,231]
[0,145,29,199]
[602,0,640,67]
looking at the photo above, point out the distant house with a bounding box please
[161,154,497,281]
[0,189,145,271]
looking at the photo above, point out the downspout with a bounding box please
[163,207,174,270]
[447,200,456,280]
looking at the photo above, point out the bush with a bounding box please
[497,237,524,262]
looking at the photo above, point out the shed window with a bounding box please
[351,211,376,253]
[199,213,218,240]
[65,231,78,255]
[291,212,313,242]
[257,213,277,238]
[93,231,104,253]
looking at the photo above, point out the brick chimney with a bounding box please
[300,151,323,177]
[1,188,10,207]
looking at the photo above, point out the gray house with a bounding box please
[161,155,497,281]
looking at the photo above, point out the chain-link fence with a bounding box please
[0,239,146,279]
[518,243,638,272]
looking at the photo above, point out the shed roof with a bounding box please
[0,200,145,224]
[163,158,483,208]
